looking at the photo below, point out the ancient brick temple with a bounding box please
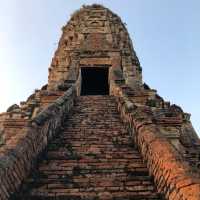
[0,4,200,200]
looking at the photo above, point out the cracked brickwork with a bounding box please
[12,96,164,199]
[0,4,200,200]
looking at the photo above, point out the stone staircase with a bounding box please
[12,96,164,200]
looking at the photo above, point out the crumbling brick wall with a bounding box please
[0,4,200,200]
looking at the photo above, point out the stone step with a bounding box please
[14,192,162,200]
[13,96,164,200]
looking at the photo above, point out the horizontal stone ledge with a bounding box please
[80,57,112,66]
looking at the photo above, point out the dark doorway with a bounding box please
[81,67,109,95]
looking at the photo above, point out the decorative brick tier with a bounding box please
[0,87,76,200]
[12,96,164,200]
[112,83,200,200]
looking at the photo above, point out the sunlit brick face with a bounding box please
[47,4,142,92]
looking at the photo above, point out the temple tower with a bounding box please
[0,4,200,200]
[47,4,141,93]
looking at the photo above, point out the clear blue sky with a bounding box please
[0,0,199,135]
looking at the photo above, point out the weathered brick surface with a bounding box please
[12,96,164,200]
[47,4,141,91]
[0,87,76,200]
[112,83,200,200]
[80,58,112,66]
[0,4,200,200]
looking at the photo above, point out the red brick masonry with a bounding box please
[112,83,200,200]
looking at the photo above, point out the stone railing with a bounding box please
[112,83,200,200]
[0,86,76,200]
